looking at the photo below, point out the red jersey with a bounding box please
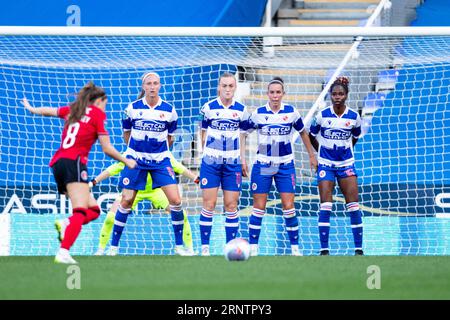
[49,105,108,167]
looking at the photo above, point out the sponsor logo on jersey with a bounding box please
[323,129,352,140]
[210,119,239,131]
[260,124,291,136]
[134,120,166,132]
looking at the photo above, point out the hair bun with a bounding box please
[336,76,349,85]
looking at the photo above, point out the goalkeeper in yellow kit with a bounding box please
[92,152,199,256]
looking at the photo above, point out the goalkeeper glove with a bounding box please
[88,178,97,188]
[194,176,200,185]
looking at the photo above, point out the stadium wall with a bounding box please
[0,0,268,27]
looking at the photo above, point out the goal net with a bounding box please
[1,27,449,256]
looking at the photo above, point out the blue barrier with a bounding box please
[7,213,450,256]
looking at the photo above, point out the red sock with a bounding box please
[61,208,87,250]
[84,206,101,225]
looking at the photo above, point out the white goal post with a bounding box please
[1,26,449,256]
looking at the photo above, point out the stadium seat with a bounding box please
[375,69,399,92]
[362,92,386,116]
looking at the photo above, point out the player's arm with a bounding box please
[98,135,136,169]
[201,129,207,149]
[122,103,133,145]
[308,113,321,152]
[167,135,175,148]
[169,154,199,184]
[123,130,131,145]
[309,133,319,152]
[239,109,251,178]
[90,162,125,187]
[21,97,58,117]
[300,129,318,172]
[352,113,362,147]
[167,107,178,148]
[240,133,249,177]
[199,103,209,149]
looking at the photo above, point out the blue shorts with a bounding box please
[317,164,358,182]
[250,161,296,194]
[199,159,242,191]
[119,158,177,190]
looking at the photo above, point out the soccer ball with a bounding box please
[224,238,251,261]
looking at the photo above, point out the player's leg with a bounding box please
[248,162,273,256]
[109,166,146,255]
[160,183,189,255]
[317,165,336,256]
[147,187,193,253]
[250,193,268,256]
[109,189,138,255]
[222,163,243,244]
[151,161,190,255]
[275,162,301,256]
[95,196,120,255]
[52,158,90,264]
[223,190,240,243]
[337,167,363,255]
[199,161,221,256]
[200,187,219,256]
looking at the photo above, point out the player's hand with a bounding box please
[125,158,137,169]
[88,179,97,189]
[242,161,249,178]
[194,176,200,184]
[309,154,318,173]
[21,97,34,113]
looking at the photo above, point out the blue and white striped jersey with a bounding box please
[246,103,305,164]
[201,97,248,162]
[122,97,178,166]
[309,105,362,167]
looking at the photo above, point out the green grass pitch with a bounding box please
[0,256,449,300]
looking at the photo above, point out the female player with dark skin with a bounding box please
[22,82,136,263]
[309,77,364,256]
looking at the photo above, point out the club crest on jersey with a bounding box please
[160,113,165,119]
[123,177,130,186]
[252,183,257,190]
[319,170,326,178]
[345,121,351,127]
[80,170,88,181]
[232,112,238,118]
[282,115,288,121]
[202,178,208,185]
